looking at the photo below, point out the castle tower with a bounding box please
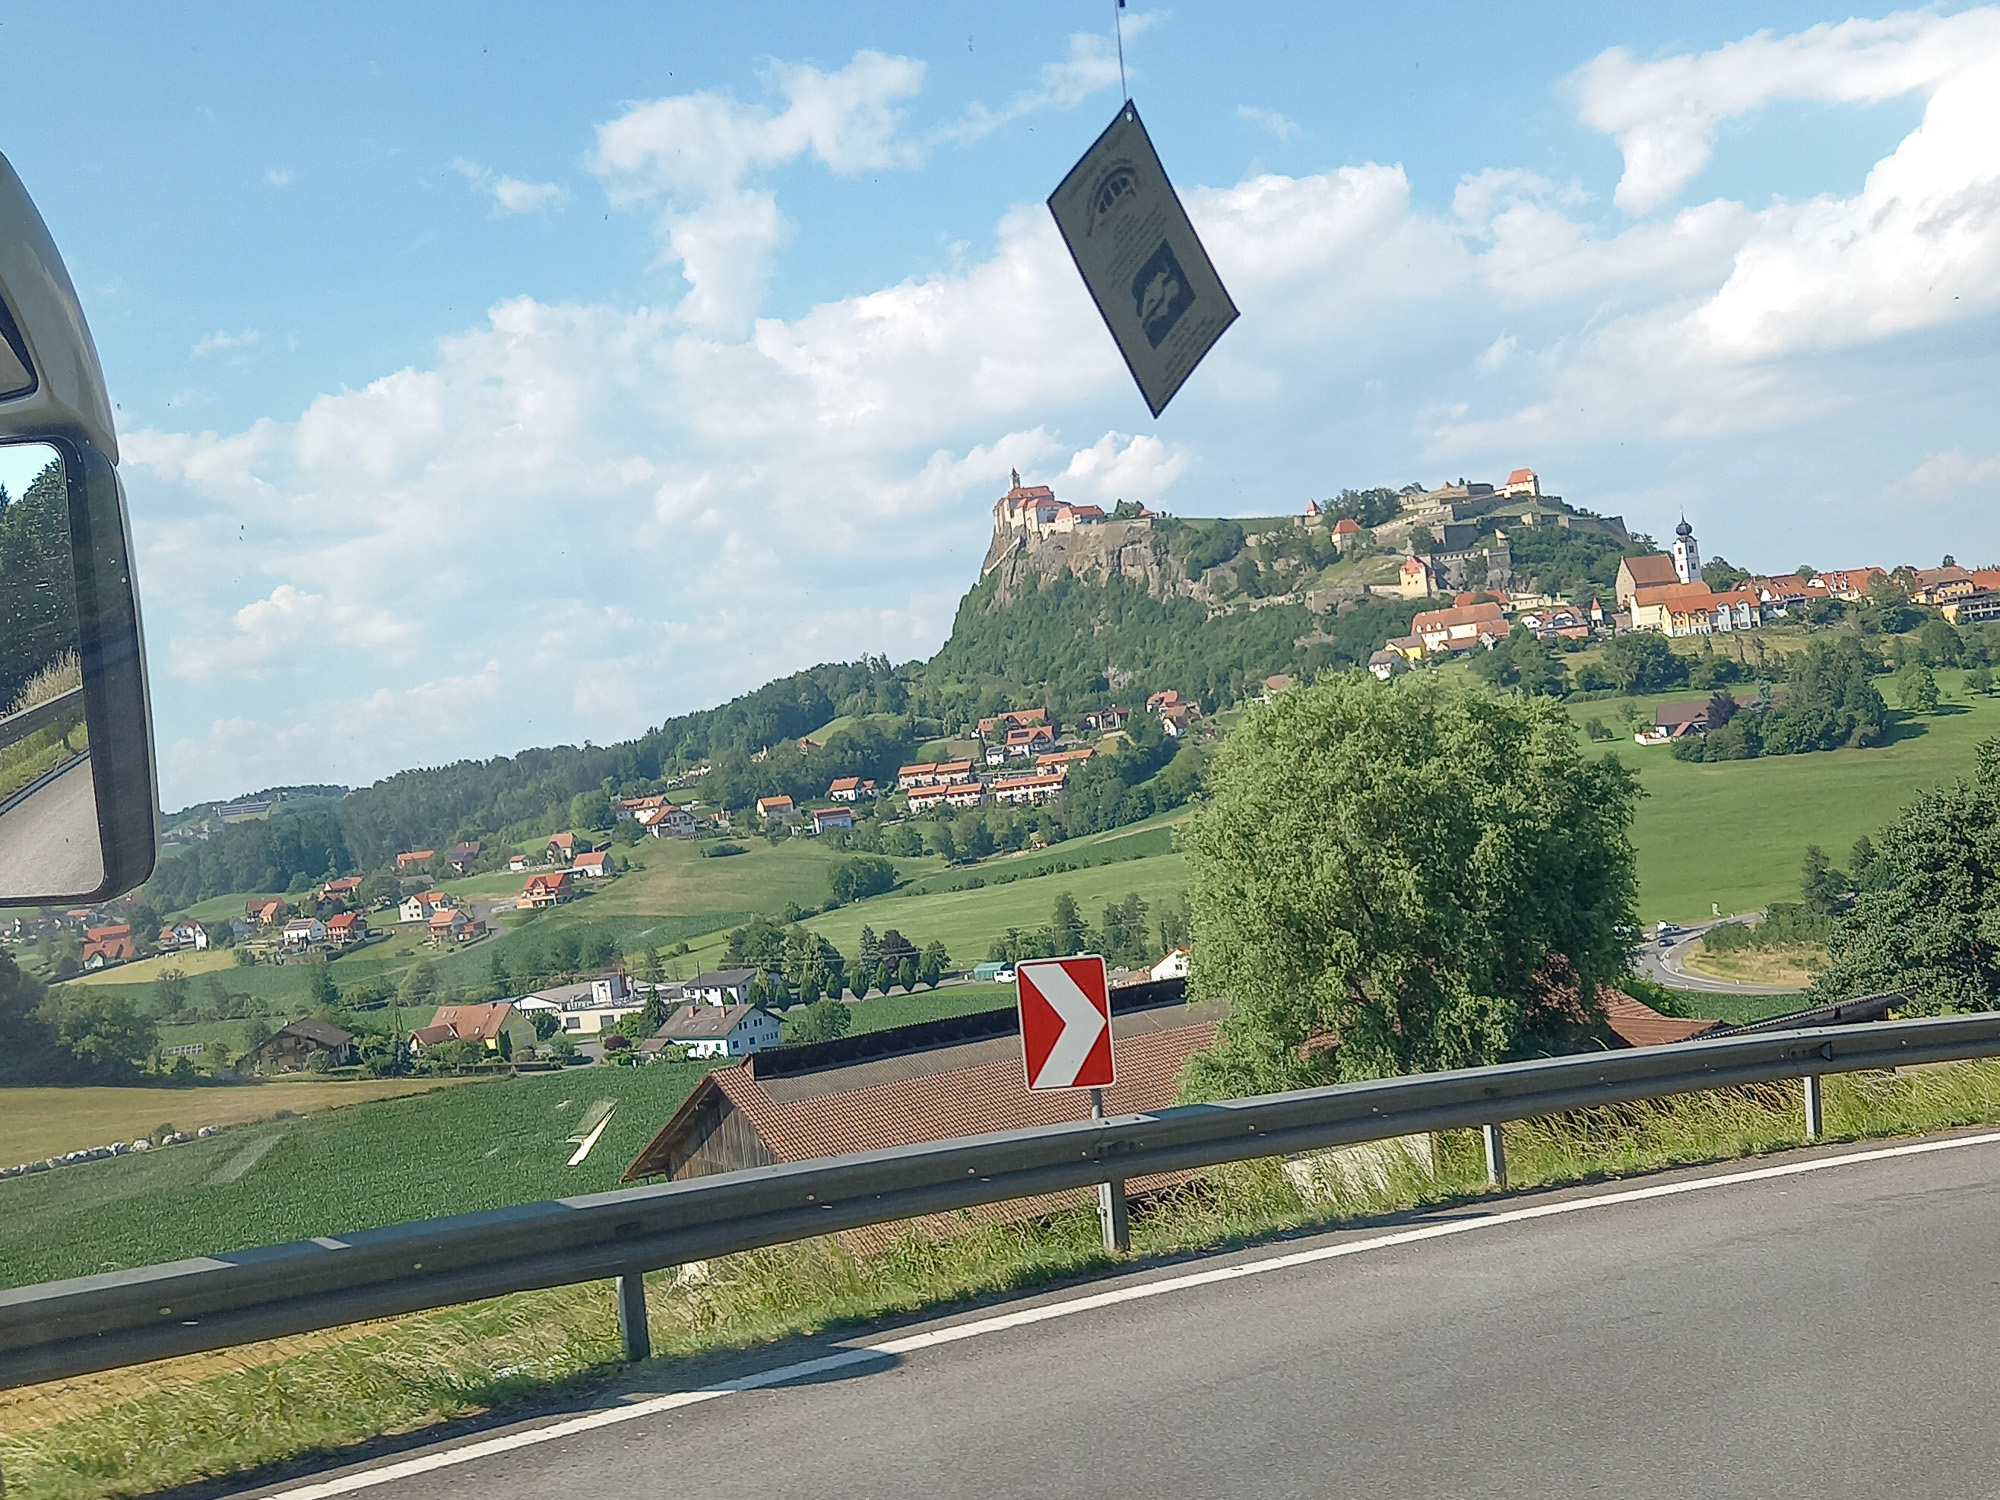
[1673,517,1701,585]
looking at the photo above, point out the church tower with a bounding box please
[1673,517,1701,585]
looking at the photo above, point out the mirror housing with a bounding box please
[0,154,157,905]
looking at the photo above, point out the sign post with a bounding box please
[1047,101,1238,418]
[1016,955,1127,1252]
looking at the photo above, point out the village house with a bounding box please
[572,850,614,878]
[282,915,328,950]
[1082,706,1131,733]
[520,973,647,1034]
[641,1003,782,1061]
[688,968,759,1006]
[826,776,876,802]
[82,924,135,969]
[394,849,435,871]
[907,780,986,813]
[1742,574,1826,613]
[448,841,483,873]
[1628,582,1719,636]
[427,907,487,946]
[990,771,1066,807]
[615,794,669,821]
[1412,600,1507,654]
[1911,565,1977,606]
[635,803,697,838]
[519,870,574,909]
[1146,689,1184,713]
[1367,649,1402,681]
[895,760,976,790]
[1813,567,1888,601]
[241,1018,355,1074]
[249,899,286,927]
[318,876,362,905]
[1160,703,1196,738]
[1150,947,1190,982]
[1035,747,1094,772]
[546,831,578,864]
[410,1001,533,1055]
[508,852,532,873]
[977,707,1050,739]
[325,909,368,947]
[810,806,855,834]
[156,919,208,953]
[754,794,796,822]
[1004,724,1057,758]
[398,890,455,924]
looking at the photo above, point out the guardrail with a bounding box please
[0,682,82,753]
[4,1006,1998,1389]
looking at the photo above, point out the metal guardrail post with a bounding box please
[1092,1088,1130,1254]
[1803,1075,1824,1140]
[1483,1122,1507,1188]
[615,1271,650,1363]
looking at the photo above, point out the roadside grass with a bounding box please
[12,1058,2000,1500]
[1671,989,1812,1027]
[0,1078,473,1169]
[0,1063,713,1290]
[1681,941,1828,988]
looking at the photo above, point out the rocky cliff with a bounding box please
[979,519,1196,606]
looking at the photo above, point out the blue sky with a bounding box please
[4,3,1998,806]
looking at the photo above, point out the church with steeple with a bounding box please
[1672,517,1701,584]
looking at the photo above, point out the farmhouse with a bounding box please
[325,910,368,946]
[395,850,435,870]
[827,776,877,802]
[636,803,697,837]
[572,850,613,877]
[810,806,855,834]
[427,907,486,945]
[546,831,578,864]
[419,1001,532,1053]
[242,1018,355,1074]
[82,928,135,968]
[318,876,362,904]
[448,841,483,873]
[754,795,796,821]
[156,919,208,952]
[640,1003,782,1060]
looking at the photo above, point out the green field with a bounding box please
[1571,668,2000,922]
[0,1061,714,1289]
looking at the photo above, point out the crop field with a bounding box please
[0,1061,713,1289]
[0,1077,472,1168]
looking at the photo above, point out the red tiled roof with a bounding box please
[1602,990,1721,1048]
[1413,601,1506,633]
[1506,468,1535,485]
[427,1002,514,1042]
[1333,517,1362,534]
[1620,555,1679,587]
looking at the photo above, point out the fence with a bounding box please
[5,1007,1999,1389]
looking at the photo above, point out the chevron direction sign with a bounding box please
[1017,954,1116,1091]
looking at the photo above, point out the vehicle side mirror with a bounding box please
[0,155,158,904]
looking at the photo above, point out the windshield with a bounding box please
[6,5,2000,1496]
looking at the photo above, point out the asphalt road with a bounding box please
[0,752,100,899]
[238,1130,2000,1500]
[1632,914,1803,996]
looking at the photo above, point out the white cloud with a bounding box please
[1572,7,2000,212]
[1237,105,1300,142]
[937,30,1133,144]
[191,329,260,357]
[126,15,2000,804]
[264,167,295,188]
[453,158,569,215]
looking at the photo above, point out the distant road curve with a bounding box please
[1632,913,1805,997]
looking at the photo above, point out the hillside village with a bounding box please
[14,463,2000,1088]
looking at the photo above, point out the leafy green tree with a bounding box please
[919,940,949,987]
[1809,741,2000,1011]
[1598,632,1689,695]
[828,856,896,904]
[632,946,663,984]
[33,988,158,1074]
[858,925,880,973]
[1701,556,1751,590]
[1918,618,1964,666]
[790,997,852,1043]
[1799,845,1849,917]
[155,967,191,1016]
[897,955,919,992]
[306,960,339,1011]
[1968,666,1995,696]
[1179,676,1641,1095]
[1898,664,1941,714]
[1051,892,1086,956]
[398,959,437,1014]
[929,821,957,862]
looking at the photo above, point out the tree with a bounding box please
[1969,666,1996,696]
[1899,665,1941,715]
[33,988,158,1074]
[858,925,880,974]
[897,955,919,992]
[1809,741,2000,1012]
[1051,892,1086,956]
[919,940,949,987]
[790,997,852,1043]
[828,856,896,904]
[1919,618,1964,667]
[155,967,191,1016]
[632,946,664,985]
[1598,632,1688,695]
[1701,557,1751,590]
[1799,845,1848,917]
[1178,676,1641,1096]
[306,960,339,1011]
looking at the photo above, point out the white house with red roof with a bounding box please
[1501,468,1539,498]
[573,849,614,878]
[754,794,796,821]
[826,776,876,801]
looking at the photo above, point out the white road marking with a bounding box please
[253,1128,2000,1500]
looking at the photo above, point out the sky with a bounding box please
[2,2,1998,808]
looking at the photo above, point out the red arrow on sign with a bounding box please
[1017,955,1115,1090]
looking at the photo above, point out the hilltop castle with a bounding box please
[990,469,1133,538]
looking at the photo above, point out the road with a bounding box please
[1632,914,1803,997]
[0,752,100,899]
[236,1129,2000,1500]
